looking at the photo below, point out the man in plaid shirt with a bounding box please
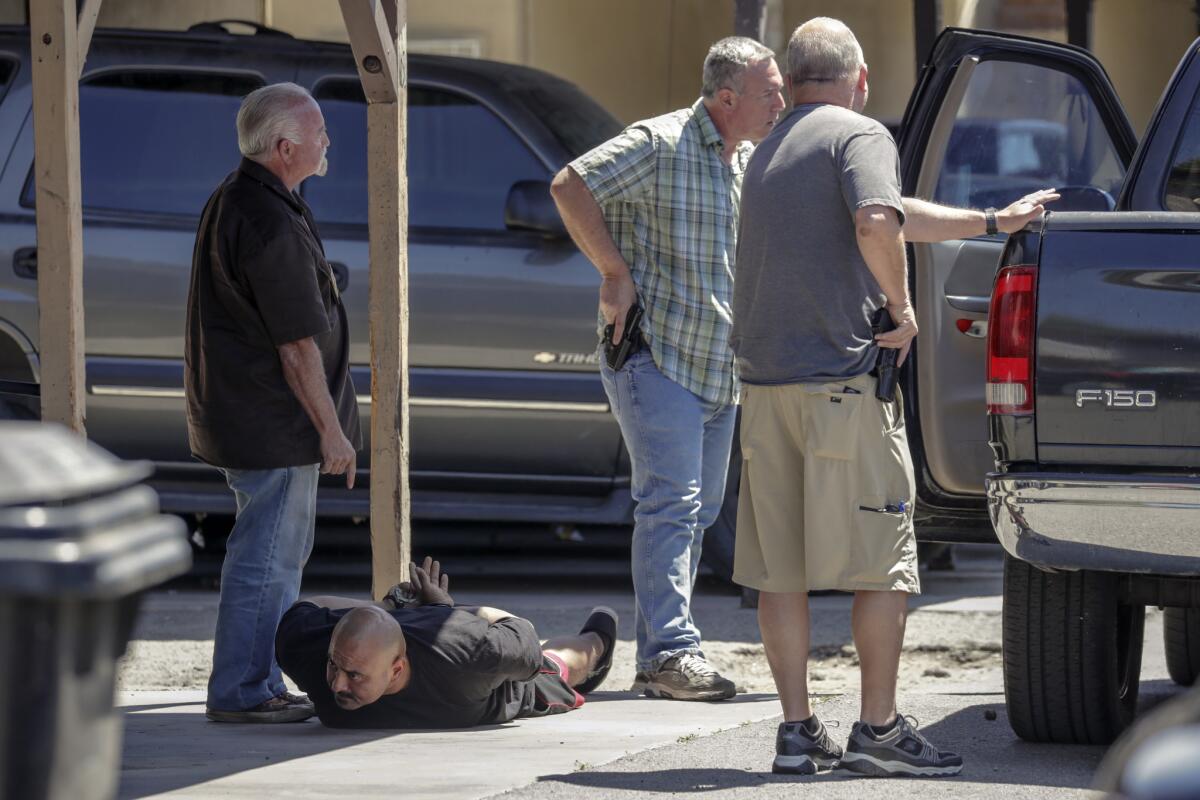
[550,37,786,700]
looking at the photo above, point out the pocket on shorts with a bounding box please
[879,388,904,436]
[806,384,863,461]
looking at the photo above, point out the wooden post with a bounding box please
[338,0,409,598]
[734,0,767,41]
[914,0,941,74]
[76,0,102,76]
[30,0,87,433]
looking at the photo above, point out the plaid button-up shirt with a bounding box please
[570,99,754,405]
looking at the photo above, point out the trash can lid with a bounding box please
[0,422,151,508]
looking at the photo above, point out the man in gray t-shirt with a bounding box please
[732,103,903,383]
[730,18,1056,779]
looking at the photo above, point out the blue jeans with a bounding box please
[207,464,318,711]
[600,348,737,671]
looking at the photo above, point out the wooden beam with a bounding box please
[338,0,400,104]
[76,0,102,77]
[1065,0,1093,49]
[733,0,766,42]
[913,0,941,75]
[339,0,409,598]
[30,0,85,434]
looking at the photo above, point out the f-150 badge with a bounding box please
[1075,389,1157,408]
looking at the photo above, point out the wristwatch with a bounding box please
[984,207,999,236]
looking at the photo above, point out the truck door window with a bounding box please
[21,71,263,217]
[307,80,547,230]
[931,59,1125,213]
[1164,94,1200,211]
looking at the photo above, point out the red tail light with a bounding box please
[987,266,1037,414]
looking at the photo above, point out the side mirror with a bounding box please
[1051,185,1117,212]
[505,180,566,238]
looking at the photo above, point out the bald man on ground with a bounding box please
[274,558,617,729]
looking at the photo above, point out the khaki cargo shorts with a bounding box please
[732,372,920,595]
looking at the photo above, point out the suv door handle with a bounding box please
[329,261,349,293]
[13,247,36,280]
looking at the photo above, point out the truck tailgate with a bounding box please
[1036,212,1200,467]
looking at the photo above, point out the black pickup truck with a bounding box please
[985,35,1200,744]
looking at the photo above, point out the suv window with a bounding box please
[931,59,1125,212]
[1164,90,1200,212]
[306,80,548,230]
[21,71,262,217]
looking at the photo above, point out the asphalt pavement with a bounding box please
[114,545,1185,799]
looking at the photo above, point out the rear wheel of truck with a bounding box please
[1002,556,1145,744]
[1164,607,1200,687]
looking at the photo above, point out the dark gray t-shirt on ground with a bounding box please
[731,103,904,385]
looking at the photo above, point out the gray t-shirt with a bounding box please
[731,103,904,385]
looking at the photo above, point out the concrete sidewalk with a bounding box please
[117,689,782,799]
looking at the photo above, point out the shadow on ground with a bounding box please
[532,697,1177,794]
[117,703,507,800]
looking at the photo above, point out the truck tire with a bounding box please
[1002,555,1145,744]
[1164,607,1200,687]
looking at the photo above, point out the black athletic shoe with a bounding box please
[205,693,314,724]
[772,718,843,774]
[839,715,963,777]
[575,606,618,695]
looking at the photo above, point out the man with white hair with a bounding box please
[550,37,786,701]
[733,18,1054,776]
[186,82,360,723]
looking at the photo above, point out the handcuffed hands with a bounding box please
[409,556,455,607]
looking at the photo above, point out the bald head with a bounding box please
[327,607,407,710]
[786,17,864,86]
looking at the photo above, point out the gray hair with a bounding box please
[786,17,864,85]
[237,82,315,162]
[701,36,775,98]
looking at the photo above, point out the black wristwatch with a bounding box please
[984,207,998,236]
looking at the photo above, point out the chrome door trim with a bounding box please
[945,294,991,313]
[90,387,610,414]
[358,395,609,414]
[91,385,185,399]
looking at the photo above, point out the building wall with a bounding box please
[526,0,733,122]
[6,0,1196,133]
[1093,0,1197,134]
[779,0,917,124]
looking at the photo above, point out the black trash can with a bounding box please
[0,423,191,800]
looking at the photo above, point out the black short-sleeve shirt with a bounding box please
[185,158,361,469]
[276,602,545,729]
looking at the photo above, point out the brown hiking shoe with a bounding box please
[640,654,736,701]
[206,693,314,723]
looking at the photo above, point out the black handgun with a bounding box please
[603,304,644,370]
[871,307,900,402]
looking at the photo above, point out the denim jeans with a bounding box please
[207,464,319,711]
[600,348,737,671]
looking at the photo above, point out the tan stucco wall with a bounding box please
[526,0,733,123]
[8,0,1196,134]
[779,0,917,124]
[1093,0,1197,135]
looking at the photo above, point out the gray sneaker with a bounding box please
[839,715,963,777]
[205,693,315,724]
[639,654,736,701]
[773,718,843,774]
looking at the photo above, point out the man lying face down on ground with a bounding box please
[274,558,617,729]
